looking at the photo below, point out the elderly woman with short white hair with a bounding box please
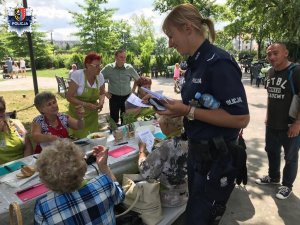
[34,139,124,225]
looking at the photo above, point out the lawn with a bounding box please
[25,68,69,78]
[1,89,69,130]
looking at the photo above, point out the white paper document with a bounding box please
[138,130,155,152]
[126,93,152,108]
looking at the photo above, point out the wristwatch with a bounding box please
[187,106,196,120]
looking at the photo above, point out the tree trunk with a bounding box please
[257,40,262,59]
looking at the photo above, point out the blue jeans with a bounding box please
[265,126,300,188]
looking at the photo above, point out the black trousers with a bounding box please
[109,94,130,124]
[186,141,236,225]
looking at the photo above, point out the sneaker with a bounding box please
[255,175,280,185]
[276,186,292,200]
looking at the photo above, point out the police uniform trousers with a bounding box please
[186,140,237,225]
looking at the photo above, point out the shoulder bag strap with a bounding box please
[288,64,299,95]
[115,185,143,218]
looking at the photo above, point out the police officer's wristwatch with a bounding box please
[187,106,196,120]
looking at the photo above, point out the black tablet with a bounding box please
[149,98,166,111]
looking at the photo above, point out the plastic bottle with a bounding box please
[194,92,220,109]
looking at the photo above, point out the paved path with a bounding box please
[0,77,57,91]
[1,75,299,225]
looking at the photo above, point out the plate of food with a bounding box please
[87,132,109,146]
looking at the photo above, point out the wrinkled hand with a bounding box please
[93,145,108,169]
[0,119,8,133]
[105,92,112,99]
[287,121,300,138]
[75,105,85,119]
[141,94,152,104]
[96,102,103,111]
[156,99,188,117]
[84,102,99,111]
[138,141,146,151]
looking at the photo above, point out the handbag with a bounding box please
[9,202,23,225]
[115,203,143,225]
[117,174,163,225]
[288,64,300,119]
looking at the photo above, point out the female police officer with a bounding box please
[158,3,250,225]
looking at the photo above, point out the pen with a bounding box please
[114,141,128,146]
[4,165,13,173]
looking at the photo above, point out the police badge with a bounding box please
[14,8,26,22]
[7,6,35,36]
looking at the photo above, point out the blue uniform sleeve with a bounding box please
[208,59,249,115]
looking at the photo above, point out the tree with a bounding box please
[70,0,117,54]
[130,14,156,74]
[226,0,300,60]
[215,30,234,52]
[153,0,228,20]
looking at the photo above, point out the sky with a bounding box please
[3,0,226,41]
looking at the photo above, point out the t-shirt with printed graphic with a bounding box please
[266,65,300,129]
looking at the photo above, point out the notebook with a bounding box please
[108,145,135,158]
[0,161,26,176]
[16,183,49,202]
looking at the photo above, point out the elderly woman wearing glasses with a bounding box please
[66,52,106,139]
[0,96,33,164]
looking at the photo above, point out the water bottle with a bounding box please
[194,92,220,109]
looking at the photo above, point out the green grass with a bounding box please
[25,68,69,78]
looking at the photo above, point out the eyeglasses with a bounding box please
[89,64,102,68]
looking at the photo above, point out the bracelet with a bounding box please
[185,105,191,116]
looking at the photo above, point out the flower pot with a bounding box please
[127,130,135,139]
[113,129,123,142]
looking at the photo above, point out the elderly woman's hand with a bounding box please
[75,105,85,118]
[138,141,146,151]
[105,92,112,99]
[141,94,152,104]
[93,145,108,170]
[0,119,8,133]
[84,102,99,111]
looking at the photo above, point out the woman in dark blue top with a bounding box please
[158,3,250,225]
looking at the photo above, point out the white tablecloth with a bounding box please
[0,120,184,224]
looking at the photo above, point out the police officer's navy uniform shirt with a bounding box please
[182,40,249,141]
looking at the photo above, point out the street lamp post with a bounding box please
[23,0,39,95]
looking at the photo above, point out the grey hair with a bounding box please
[36,139,87,193]
[158,115,183,131]
[34,91,56,112]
